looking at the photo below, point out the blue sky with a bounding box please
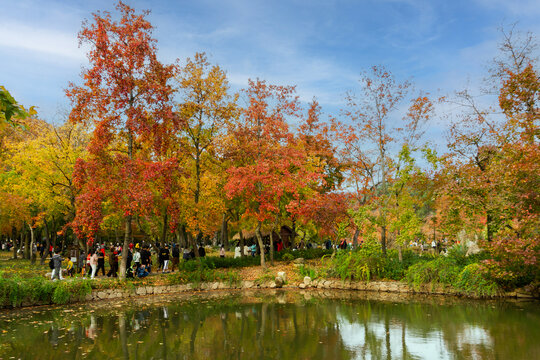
[1,0,539,140]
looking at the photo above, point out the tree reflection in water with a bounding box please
[0,291,538,359]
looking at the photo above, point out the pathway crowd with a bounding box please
[41,242,208,281]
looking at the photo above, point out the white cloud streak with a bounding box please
[0,21,85,61]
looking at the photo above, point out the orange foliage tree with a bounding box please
[225,80,323,268]
[66,1,179,279]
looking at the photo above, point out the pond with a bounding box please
[0,290,538,359]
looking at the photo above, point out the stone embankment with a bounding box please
[84,277,536,302]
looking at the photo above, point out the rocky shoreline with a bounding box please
[84,277,537,303]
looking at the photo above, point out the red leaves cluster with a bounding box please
[225,80,324,224]
[66,2,180,241]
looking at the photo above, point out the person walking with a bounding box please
[161,244,170,273]
[198,245,206,257]
[107,247,118,277]
[141,245,152,273]
[51,249,64,281]
[96,248,106,276]
[133,247,141,271]
[78,251,86,274]
[90,250,98,279]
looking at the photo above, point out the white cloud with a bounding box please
[0,21,85,61]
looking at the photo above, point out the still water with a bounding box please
[0,290,538,359]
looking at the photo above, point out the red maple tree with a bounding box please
[66,1,179,278]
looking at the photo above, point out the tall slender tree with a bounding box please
[66,1,178,279]
[174,53,237,249]
[226,80,322,268]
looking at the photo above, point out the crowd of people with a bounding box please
[41,242,211,281]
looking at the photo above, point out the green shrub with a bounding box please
[323,241,386,281]
[405,257,461,289]
[255,270,275,285]
[446,243,468,266]
[183,256,259,270]
[454,263,500,298]
[405,261,439,289]
[52,283,71,304]
[52,279,92,305]
[26,276,55,303]
[0,276,30,307]
[298,265,318,280]
[274,248,333,261]
[0,276,92,308]
[282,253,294,262]
[222,270,241,286]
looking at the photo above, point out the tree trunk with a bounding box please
[239,230,245,258]
[41,220,51,265]
[119,127,134,280]
[119,214,132,280]
[173,229,180,248]
[188,232,200,258]
[255,222,266,269]
[51,229,57,250]
[352,228,359,247]
[178,225,187,248]
[23,230,30,259]
[161,212,168,246]
[220,213,229,249]
[76,233,86,254]
[28,222,35,264]
[397,230,402,262]
[291,219,297,248]
[269,230,274,266]
[486,210,493,242]
[381,225,387,256]
[12,228,17,260]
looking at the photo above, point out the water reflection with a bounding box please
[0,291,538,359]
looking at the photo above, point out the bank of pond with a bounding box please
[0,246,538,309]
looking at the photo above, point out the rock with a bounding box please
[96,291,107,299]
[277,271,287,282]
[299,283,307,289]
[293,258,305,265]
[275,276,284,288]
[303,276,312,286]
[269,281,277,288]
[212,282,219,290]
[136,287,146,295]
[243,281,254,289]
[516,288,535,298]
